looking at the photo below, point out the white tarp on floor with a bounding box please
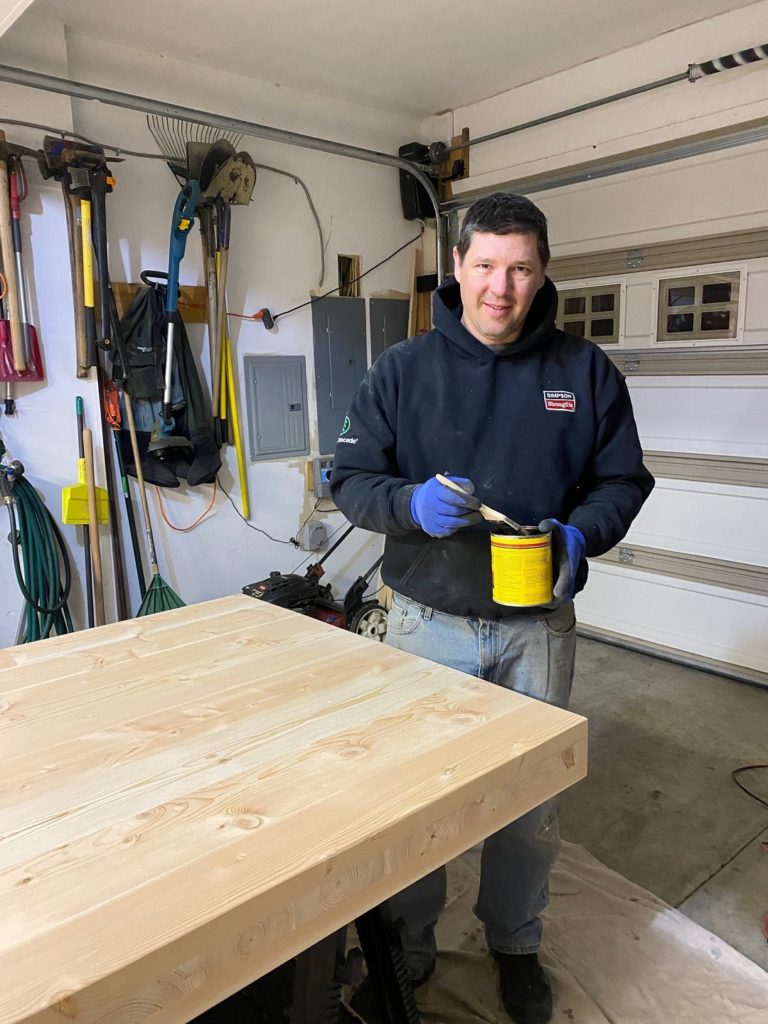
[406,841,768,1023]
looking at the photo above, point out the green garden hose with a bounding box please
[2,460,73,642]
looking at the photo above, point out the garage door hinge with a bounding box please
[623,353,640,372]
[626,248,643,268]
[619,547,635,565]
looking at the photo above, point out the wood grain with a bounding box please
[0,596,587,1024]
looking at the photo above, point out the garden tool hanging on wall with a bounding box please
[115,272,221,489]
[37,135,115,376]
[203,153,256,446]
[0,156,44,383]
[152,180,201,460]
[0,133,43,414]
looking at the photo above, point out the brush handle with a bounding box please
[435,473,528,534]
[83,428,105,627]
[124,394,159,574]
[0,150,25,371]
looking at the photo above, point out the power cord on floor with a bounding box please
[731,765,768,809]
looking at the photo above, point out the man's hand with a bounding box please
[410,476,482,538]
[538,518,587,605]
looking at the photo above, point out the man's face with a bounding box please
[453,231,547,347]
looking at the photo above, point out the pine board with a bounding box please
[0,595,587,1024]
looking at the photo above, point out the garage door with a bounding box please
[550,235,768,685]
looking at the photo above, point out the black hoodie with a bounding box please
[330,275,654,619]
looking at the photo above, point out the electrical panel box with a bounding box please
[243,355,310,461]
[313,456,334,498]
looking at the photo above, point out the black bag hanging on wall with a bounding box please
[113,280,221,487]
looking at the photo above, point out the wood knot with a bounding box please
[561,747,576,769]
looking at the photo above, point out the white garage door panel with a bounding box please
[576,563,768,675]
[627,378,768,458]
[624,480,768,565]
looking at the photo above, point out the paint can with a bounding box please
[490,529,553,607]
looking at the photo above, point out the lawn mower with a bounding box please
[242,525,388,641]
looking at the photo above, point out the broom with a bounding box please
[123,393,185,616]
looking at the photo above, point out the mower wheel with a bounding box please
[349,601,388,642]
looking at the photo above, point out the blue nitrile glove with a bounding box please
[538,518,587,606]
[410,476,482,538]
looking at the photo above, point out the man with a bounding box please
[331,192,653,1024]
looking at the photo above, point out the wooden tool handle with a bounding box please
[62,186,88,378]
[83,428,105,627]
[124,393,159,573]
[0,150,25,371]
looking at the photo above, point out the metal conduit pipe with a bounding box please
[0,63,445,280]
[444,42,768,155]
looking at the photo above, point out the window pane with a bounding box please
[591,293,615,313]
[702,282,732,304]
[564,296,585,315]
[667,313,694,333]
[668,286,695,307]
[590,318,614,337]
[701,310,731,332]
[565,320,586,337]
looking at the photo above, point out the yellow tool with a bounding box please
[223,314,250,520]
[62,397,108,525]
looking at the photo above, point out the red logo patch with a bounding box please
[543,390,576,412]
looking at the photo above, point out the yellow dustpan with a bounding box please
[62,397,109,525]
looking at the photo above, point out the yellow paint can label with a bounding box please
[490,532,553,607]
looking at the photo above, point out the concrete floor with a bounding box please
[560,637,768,971]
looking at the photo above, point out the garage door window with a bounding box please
[557,285,621,343]
[657,272,741,343]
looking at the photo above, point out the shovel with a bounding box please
[5,157,44,379]
[0,131,24,372]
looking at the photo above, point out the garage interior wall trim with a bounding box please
[608,347,768,375]
[576,624,768,689]
[643,451,768,489]
[548,227,768,281]
[594,545,768,598]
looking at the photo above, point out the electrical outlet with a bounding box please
[300,521,328,550]
[312,457,334,498]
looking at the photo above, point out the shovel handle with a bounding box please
[124,394,159,574]
[0,153,25,371]
[89,169,112,349]
[83,428,105,627]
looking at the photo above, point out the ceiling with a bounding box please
[17,0,764,118]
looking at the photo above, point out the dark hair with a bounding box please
[456,192,550,266]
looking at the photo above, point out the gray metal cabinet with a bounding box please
[370,297,410,363]
[312,296,367,454]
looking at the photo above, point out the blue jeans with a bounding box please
[385,591,577,970]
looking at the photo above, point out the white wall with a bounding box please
[0,14,421,645]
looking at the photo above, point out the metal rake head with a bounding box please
[146,114,243,183]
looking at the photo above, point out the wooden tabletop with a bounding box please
[0,596,587,1024]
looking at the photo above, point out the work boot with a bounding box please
[492,951,553,1024]
[348,964,431,1023]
